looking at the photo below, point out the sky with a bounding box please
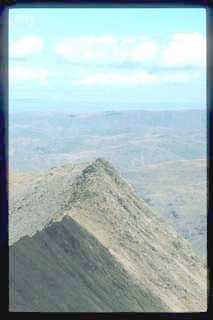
[9,8,206,113]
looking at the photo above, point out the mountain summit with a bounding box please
[9,159,207,312]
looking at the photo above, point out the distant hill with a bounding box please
[10,159,207,312]
[124,159,207,258]
[9,109,206,172]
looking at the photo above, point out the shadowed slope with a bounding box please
[10,216,166,312]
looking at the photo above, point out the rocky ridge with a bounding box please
[9,158,207,312]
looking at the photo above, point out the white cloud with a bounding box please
[55,33,206,71]
[10,36,43,58]
[73,70,197,86]
[10,65,49,84]
[55,36,158,64]
[161,32,206,68]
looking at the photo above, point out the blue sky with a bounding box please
[9,8,206,113]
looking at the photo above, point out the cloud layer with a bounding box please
[55,36,158,64]
[54,32,205,86]
[55,32,205,68]
[10,32,205,86]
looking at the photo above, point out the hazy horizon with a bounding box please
[9,107,206,116]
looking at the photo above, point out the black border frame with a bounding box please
[0,1,212,318]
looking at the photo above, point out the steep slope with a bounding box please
[9,159,207,312]
[10,216,166,312]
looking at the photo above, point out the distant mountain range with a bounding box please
[9,159,206,312]
[9,109,207,258]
